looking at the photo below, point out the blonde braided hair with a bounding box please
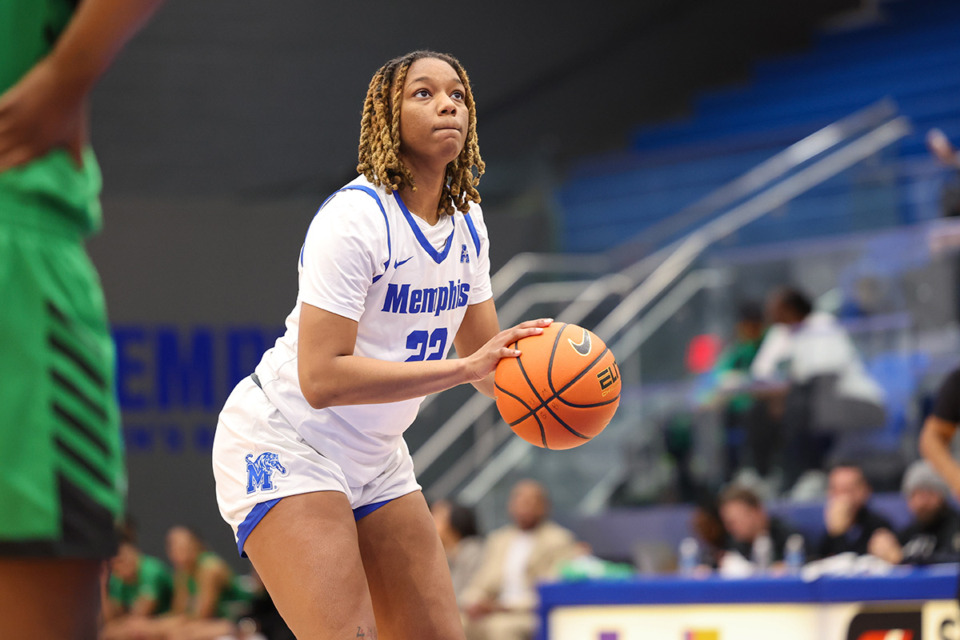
[357,50,484,218]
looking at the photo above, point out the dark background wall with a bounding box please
[84,0,859,566]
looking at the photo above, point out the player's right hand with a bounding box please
[0,56,88,172]
[462,318,552,383]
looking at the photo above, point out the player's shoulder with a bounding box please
[456,200,488,243]
[461,199,485,224]
[317,176,392,221]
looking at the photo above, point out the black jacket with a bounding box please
[817,505,892,559]
[899,506,960,565]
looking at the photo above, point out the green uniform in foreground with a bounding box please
[0,0,125,558]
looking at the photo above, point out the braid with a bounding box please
[357,50,484,217]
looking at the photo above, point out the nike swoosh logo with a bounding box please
[394,256,413,269]
[568,328,591,356]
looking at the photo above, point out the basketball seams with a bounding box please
[545,322,568,397]
[514,338,549,411]
[494,380,547,447]
[502,340,549,447]
[553,346,614,400]
[555,395,619,409]
[513,346,615,419]
[494,324,619,449]
[515,324,589,442]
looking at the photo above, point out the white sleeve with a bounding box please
[466,204,493,305]
[750,325,791,381]
[298,191,389,322]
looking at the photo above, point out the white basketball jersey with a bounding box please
[253,175,493,486]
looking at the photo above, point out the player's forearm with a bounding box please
[300,355,475,409]
[47,0,165,95]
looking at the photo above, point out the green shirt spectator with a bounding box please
[108,552,173,616]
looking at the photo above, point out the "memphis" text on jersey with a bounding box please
[381,281,470,316]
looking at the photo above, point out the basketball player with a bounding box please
[0,1,163,638]
[213,50,550,638]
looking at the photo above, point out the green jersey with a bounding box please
[0,0,120,559]
[0,0,104,237]
[108,554,174,615]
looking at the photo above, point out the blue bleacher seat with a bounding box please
[557,0,960,254]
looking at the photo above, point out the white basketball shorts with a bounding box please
[212,376,421,556]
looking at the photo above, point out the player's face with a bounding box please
[398,57,469,171]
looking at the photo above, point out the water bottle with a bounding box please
[751,533,773,574]
[678,537,699,577]
[784,533,805,576]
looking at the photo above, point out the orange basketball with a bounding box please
[494,322,620,450]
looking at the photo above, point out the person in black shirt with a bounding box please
[869,460,960,565]
[817,463,892,559]
[920,367,960,496]
[918,365,960,598]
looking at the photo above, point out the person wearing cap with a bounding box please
[869,460,960,565]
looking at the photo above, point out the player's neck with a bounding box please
[398,179,443,225]
[399,156,447,225]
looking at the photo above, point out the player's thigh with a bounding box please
[0,557,101,640]
[244,490,377,640]
[356,491,465,640]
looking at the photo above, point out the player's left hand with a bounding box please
[0,56,88,172]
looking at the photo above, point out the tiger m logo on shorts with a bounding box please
[245,452,288,494]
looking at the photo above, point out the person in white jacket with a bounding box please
[744,287,885,492]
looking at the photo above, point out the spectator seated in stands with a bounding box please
[432,499,485,607]
[919,365,960,500]
[134,525,254,640]
[689,499,732,571]
[462,480,578,640]
[745,287,885,493]
[711,301,767,474]
[869,460,960,566]
[100,523,174,640]
[817,463,892,560]
[717,484,802,575]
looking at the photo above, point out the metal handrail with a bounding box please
[413,101,895,418]
[610,99,898,267]
[456,116,912,509]
[411,102,907,491]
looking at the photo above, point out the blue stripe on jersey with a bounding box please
[463,212,481,257]
[393,191,455,264]
[301,186,392,282]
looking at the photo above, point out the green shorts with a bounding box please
[0,195,124,558]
